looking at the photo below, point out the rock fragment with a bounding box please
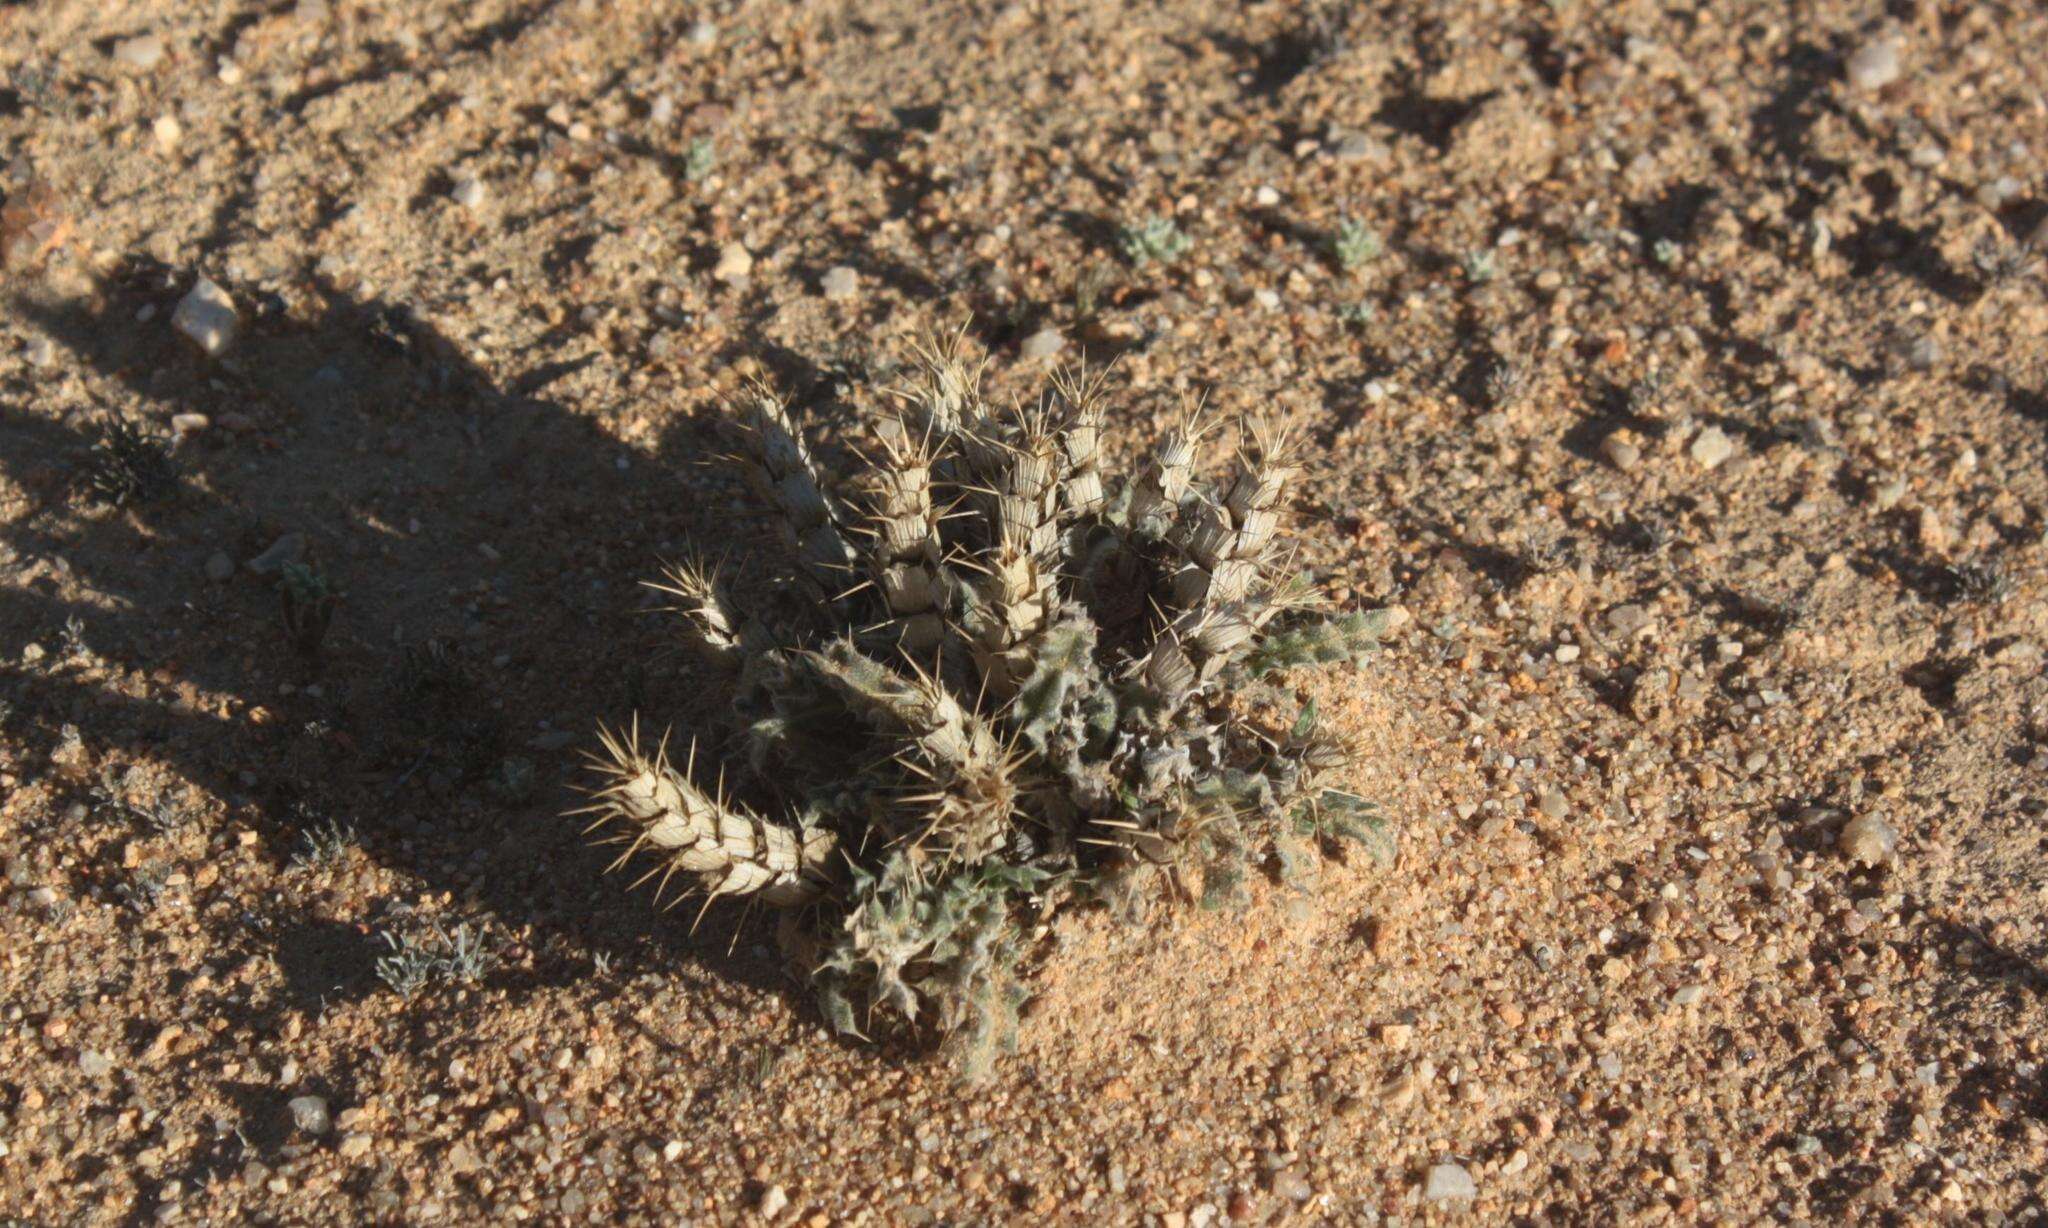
[1847,37,1901,92]
[171,277,238,357]
[1424,1162,1477,1203]
[1837,814,1897,867]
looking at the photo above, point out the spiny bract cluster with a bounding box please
[580,338,1393,1073]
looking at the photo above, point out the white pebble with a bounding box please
[288,1095,331,1135]
[819,265,858,299]
[450,176,488,210]
[1688,425,1734,470]
[1019,327,1065,361]
[171,277,239,357]
[1424,1162,1477,1203]
[1837,814,1897,867]
[1603,435,1641,472]
[153,114,183,152]
[111,35,165,70]
[713,242,753,283]
[1847,37,1902,92]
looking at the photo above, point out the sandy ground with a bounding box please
[3,0,2047,1222]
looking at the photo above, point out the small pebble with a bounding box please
[713,242,753,283]
[1019,327,1065,361]
[1424,1162,1477,1203]
[288,1095,331,1135]
[171,277,239,357]
[1846,37,1901,92]
[23,337,54,366]
[1602,435,1641,472]
[1837,814,1897,867]
[758,1185,789,1221]
[1270,1169,1313,1202]
[246,533,306,576]
[153,115,182,152]
[1253,185,1281,207]
[687,20,718,46]
[111,34,165,70]
[79,1049,114,1077]
[1606,604,1650,636]
[450,176,487,210]
[1688,425,1734,470]
[819,265,858,299]
[1330,132,1378,161]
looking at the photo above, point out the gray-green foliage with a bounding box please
[682,138,716,183]
[373,922,492,998]
[583,338,1394,1074]
[1329,218,1382,271]
[1117,215,1192,268]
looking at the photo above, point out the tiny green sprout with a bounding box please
[683,137,716,183]
[1336,300,1377,328]
[1329,218,1382,271]
[490,756,537,802]
[1461,249,1499,284]
[278,562,339,658]
[1118,215,1192,269]
[1073,261,1115,324]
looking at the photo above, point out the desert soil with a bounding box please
[3,0,2047,1223]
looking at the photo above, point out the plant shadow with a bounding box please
[0,266,821,1038]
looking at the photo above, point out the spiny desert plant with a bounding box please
[278,563,338,657]
[578,336,1394,1074]
[81,414,175,507]
[374,922,492,997]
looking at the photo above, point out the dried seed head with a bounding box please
[901,326,986,438]
[1142,635,1197,700]
[1056,380,1107,517]
[642,559,758,676]
[733,385,855,589]
[582,724,837,906]
[1183,604,1258,656]
[1224,420,1298,519]
[1129,398,1210,532]
[1234,505,1281,558]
